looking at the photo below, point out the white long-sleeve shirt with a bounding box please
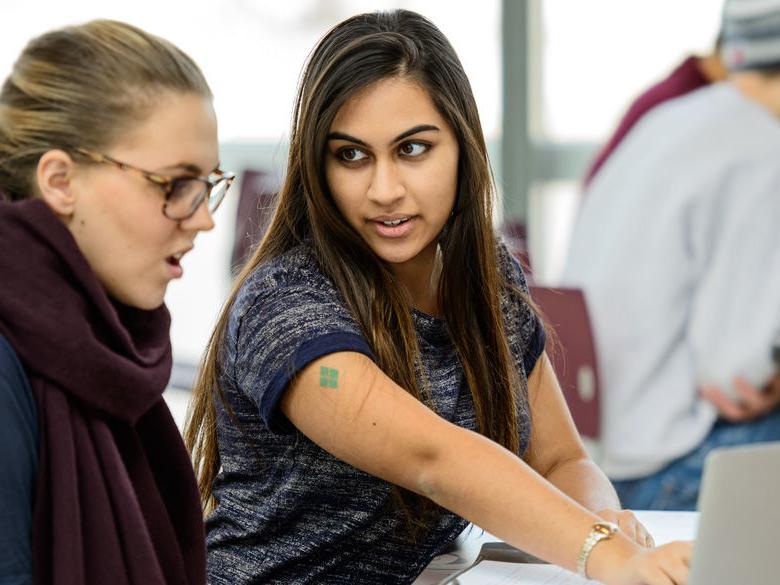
[562,83,780,479]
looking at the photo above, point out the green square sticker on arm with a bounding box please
[320,366,339,389]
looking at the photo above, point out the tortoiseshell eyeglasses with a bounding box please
[75,148,235,220]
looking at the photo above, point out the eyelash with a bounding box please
[335,141,431,164]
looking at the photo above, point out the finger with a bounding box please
[661,558,690,585]
[622,510,655,548]
[766,373,780,396]
[732,377,766,412]
[621,510,653,548]
[614,510,638,544]
[700,386,747,421]
[644,527,656,548]
[645,566,675,585]
[635,523,654,548]
[668,540,694,565]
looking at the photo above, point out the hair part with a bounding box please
[0,19,211,200]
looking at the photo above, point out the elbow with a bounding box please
[406,421,472,503]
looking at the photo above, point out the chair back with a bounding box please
[529,286,600,438]
[231,169,277,273]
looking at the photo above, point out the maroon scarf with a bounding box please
[0,199,205,585]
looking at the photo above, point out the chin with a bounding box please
[113,288,167,311]
[373,248,417,266]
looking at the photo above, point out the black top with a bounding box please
[0,334,36,585]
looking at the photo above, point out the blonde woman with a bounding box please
[0,21,232,585]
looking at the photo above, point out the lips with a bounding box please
[165,246,192,278]
[370,215,416,238]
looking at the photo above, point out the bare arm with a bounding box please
[524,353,653,546]
[523,352,618,510]
[280,352,689,584]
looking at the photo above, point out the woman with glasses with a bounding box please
[0,20,232,585]
[186,10,691,585]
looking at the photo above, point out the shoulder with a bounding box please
[237,243,334,306]
[496,237,529,293]
[625,56,705,118]
[231,243,342,328]
[226,243,366,364]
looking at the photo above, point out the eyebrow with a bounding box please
[327,124,440,147]
[158,162,221,175]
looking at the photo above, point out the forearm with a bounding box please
[544,456,621,512]
[417,423,637,577]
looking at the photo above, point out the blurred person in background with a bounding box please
[563,0,780,511]
[584,30,727,186]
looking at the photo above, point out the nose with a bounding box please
[180,199,215,233]
[366,158,405,207]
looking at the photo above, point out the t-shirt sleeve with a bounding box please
[0,335,36,584]
[232,282,373,435]
[497,241,546,376]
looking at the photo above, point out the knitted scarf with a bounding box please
[0,198,205,585]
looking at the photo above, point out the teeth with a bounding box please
[381,217,409,226]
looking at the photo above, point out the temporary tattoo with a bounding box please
[319,366,339,389]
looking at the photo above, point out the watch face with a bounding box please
[594,522,619,536]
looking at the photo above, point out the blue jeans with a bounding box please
[612,406,780,511]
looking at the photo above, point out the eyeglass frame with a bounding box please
[73,147,235,220]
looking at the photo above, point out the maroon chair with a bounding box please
[500,220,532,283]
[231,169,278,274]
[529,286,600,438]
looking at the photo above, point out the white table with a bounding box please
[414,511,699,585]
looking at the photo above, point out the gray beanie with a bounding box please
[721,0,780,70]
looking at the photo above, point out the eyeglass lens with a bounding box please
[165,178,230,220]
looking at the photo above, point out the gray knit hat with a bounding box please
[722,0,780,70]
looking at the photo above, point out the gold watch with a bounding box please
[577,521,619,578]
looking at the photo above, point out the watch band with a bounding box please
[577,521,619,578]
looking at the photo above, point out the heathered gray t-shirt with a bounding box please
[206,241,544,584]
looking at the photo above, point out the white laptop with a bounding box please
[688,441,780,585]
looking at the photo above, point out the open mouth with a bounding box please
[166,251,184,267]
[378,217,411,227]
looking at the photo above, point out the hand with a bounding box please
[593,540,693,585]
[596,508,654,548]
[700,374,780,422]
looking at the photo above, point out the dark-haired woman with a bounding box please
[0,20,233,585]
[186,10,692,585]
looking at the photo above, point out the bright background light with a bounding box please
[0,0,723,369]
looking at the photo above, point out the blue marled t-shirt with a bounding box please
[207,241,544,584]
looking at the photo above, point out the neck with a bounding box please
[695,52,728,83]
[391,243,442,316]
[730,72,780,118]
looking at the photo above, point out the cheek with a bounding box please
[325,165,363,219]
[73,195,174,304]
[413,159,458,220]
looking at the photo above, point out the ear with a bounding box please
[36,149,78,217]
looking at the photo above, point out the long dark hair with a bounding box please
[186,9,532,523]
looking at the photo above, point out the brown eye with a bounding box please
[338,147,368,162]
[399,142,428,157]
